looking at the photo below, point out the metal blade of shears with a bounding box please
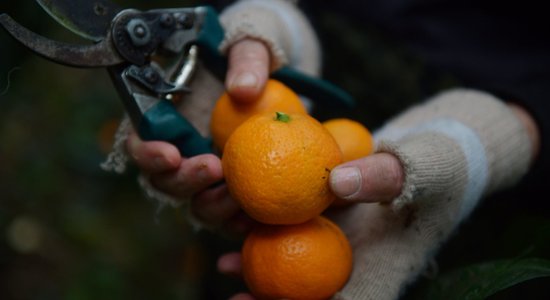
[0,14,124,67]
[35,0,122,42]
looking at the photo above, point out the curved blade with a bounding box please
[36,0,122,42]
[0,14,124,67]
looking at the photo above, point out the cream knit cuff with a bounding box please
[333,89,533,300]
[375,88,532,216]
[219,0,321,75]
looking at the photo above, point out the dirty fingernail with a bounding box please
[330,167,361,198]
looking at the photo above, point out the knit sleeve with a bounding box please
[332,89,533,300]
[218,0,321,76]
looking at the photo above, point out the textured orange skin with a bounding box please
[222,112,343,225]
[210,79,307,152]
[242,216,353,300]
[323,118,374,162]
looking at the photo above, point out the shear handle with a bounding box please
[109,64,213,156]
[139,100,213,156]
[0,13,124,67]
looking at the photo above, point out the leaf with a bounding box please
[419,258,550,300]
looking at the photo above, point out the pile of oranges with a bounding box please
[210,79,373,299]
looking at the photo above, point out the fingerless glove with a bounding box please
[332,89,533,300]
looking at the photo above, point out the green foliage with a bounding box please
[418,258,550,300]
[1,1,240,300]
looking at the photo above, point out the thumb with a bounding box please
[329,153,404,203]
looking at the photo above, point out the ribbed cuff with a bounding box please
[375,89,532,216]
[138,174,206,231]
[100,116,131,174]
[333,89,533,300]
[219,0,321,75]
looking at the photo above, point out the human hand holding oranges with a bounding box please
[212,39,407,299]
[125,39,273,237]
[126,38,405,298]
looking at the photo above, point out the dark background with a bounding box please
[1,1,548,299]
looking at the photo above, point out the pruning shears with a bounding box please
[1,0,354,156]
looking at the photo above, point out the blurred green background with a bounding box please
[0,1,244,299]
[1,1,549,300]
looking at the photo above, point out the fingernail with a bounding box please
[230,72,258,89]
[330,167,361,198]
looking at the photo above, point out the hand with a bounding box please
[126,128,256,236]
[218,37,408,298]
[126,38,271,236]
[218,153,405,299]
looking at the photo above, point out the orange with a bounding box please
[222,112,343,225]
[322,118,374,162]
[242,215,353,300]
[210,79,307,151]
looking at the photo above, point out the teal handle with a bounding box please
[196,6,355,108]
[139,100,212,156]
[271,67,354,107]
[137,6,356,158]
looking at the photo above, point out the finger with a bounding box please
[191,184,241,227]
[329,153,404,203]
[222,211,256,238]
[218,252,243,277]
[151,154,223,198]
[192,185,256,237]
[507,102,540,160]
[226,39,270,103]
[228,293,255,300]
[126,131,181,173]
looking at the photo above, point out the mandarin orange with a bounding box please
[210,79,307,151]
[242,216,353,300]
[323,118,374,162]
[222,112,343,225]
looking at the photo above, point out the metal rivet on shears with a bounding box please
[177,14,194,29]
[142,67,159,84]
[134,26,146,37]
[126,18,151,46]
[160,14,174,27]
[93,3,107,16]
